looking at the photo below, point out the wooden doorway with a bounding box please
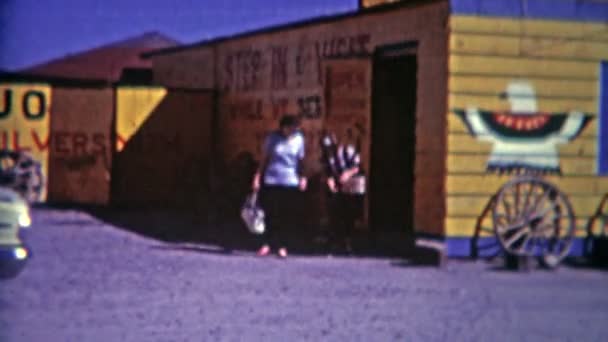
[370,43,417,235]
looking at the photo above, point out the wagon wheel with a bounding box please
[492,176,576,268]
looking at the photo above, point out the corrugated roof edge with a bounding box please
[0,72,110,87]
[141,0,445,59]
[0,72,217,92]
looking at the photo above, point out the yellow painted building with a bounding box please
[0,79,212,207]
[446,1,608,256]
[0,84,51,201]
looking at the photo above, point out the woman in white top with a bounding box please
[252,115,307,258]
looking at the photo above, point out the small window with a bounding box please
[599,61,608,175]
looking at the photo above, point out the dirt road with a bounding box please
[1,208,607,341]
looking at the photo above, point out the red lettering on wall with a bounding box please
[315,33,371,84]
[51,131,110,156]
[0,130,51,152]
[0,131,6,149]
[12,131,31,152]
[271,46,288,90]
[223,49,263,92]
[54,132,70,154]
[72,133,88,155]
[32,130,50,151]
[92,133,107,155]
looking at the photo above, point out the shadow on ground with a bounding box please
[470,255,608,273]
[35,205,608,270]
[562,257,608,272]
[81,205,263,253]
[38,204,444,266]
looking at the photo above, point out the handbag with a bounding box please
[241,192,265,234]
[341,175,366,195]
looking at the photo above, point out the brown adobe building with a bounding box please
[143,1,450,247]
[141,0,608,258]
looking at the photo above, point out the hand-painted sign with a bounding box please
[115,87,167,151]
[453,81,593,174]
[0,84,51,201]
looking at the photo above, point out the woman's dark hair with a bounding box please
[279,114,300,129]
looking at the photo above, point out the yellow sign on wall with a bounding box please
[115,86,167,151]
[0,84,51,201]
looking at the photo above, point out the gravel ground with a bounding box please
[1,207,608,342]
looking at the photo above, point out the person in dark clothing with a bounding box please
[252,115,307,258]
[320,130,365,253]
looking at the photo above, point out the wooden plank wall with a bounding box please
[210,2,450,232]
[152,49,216,89]
[49,87,113,205]
[112,87,214,210]
[447,16,608,240]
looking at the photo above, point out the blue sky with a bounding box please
[0,0,357,71]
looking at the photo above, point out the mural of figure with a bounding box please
[453,81,593,174]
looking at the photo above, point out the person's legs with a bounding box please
[259,185,298,257]
[274,186,300,257]
[342,194,363,253]
[326,193,348,253]
[258,186,279,254]
[328,193,363,253]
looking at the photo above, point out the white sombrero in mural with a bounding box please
[453,81,593,174]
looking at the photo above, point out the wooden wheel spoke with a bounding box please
[533,223,555,237]
[480,227,494,233]
[501,196,513,222]
[522,183,534,215]
[504,227,530,249]
[495,215,511,227]
[516,234,533,254]
[530,205,554,222]
[526,187,551,217]
[514,183,522,216]
[497,221,526,234]
[494,213,508,219]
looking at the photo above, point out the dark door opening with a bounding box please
[370,49,417,235]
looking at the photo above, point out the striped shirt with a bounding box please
[320,134,361,178]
